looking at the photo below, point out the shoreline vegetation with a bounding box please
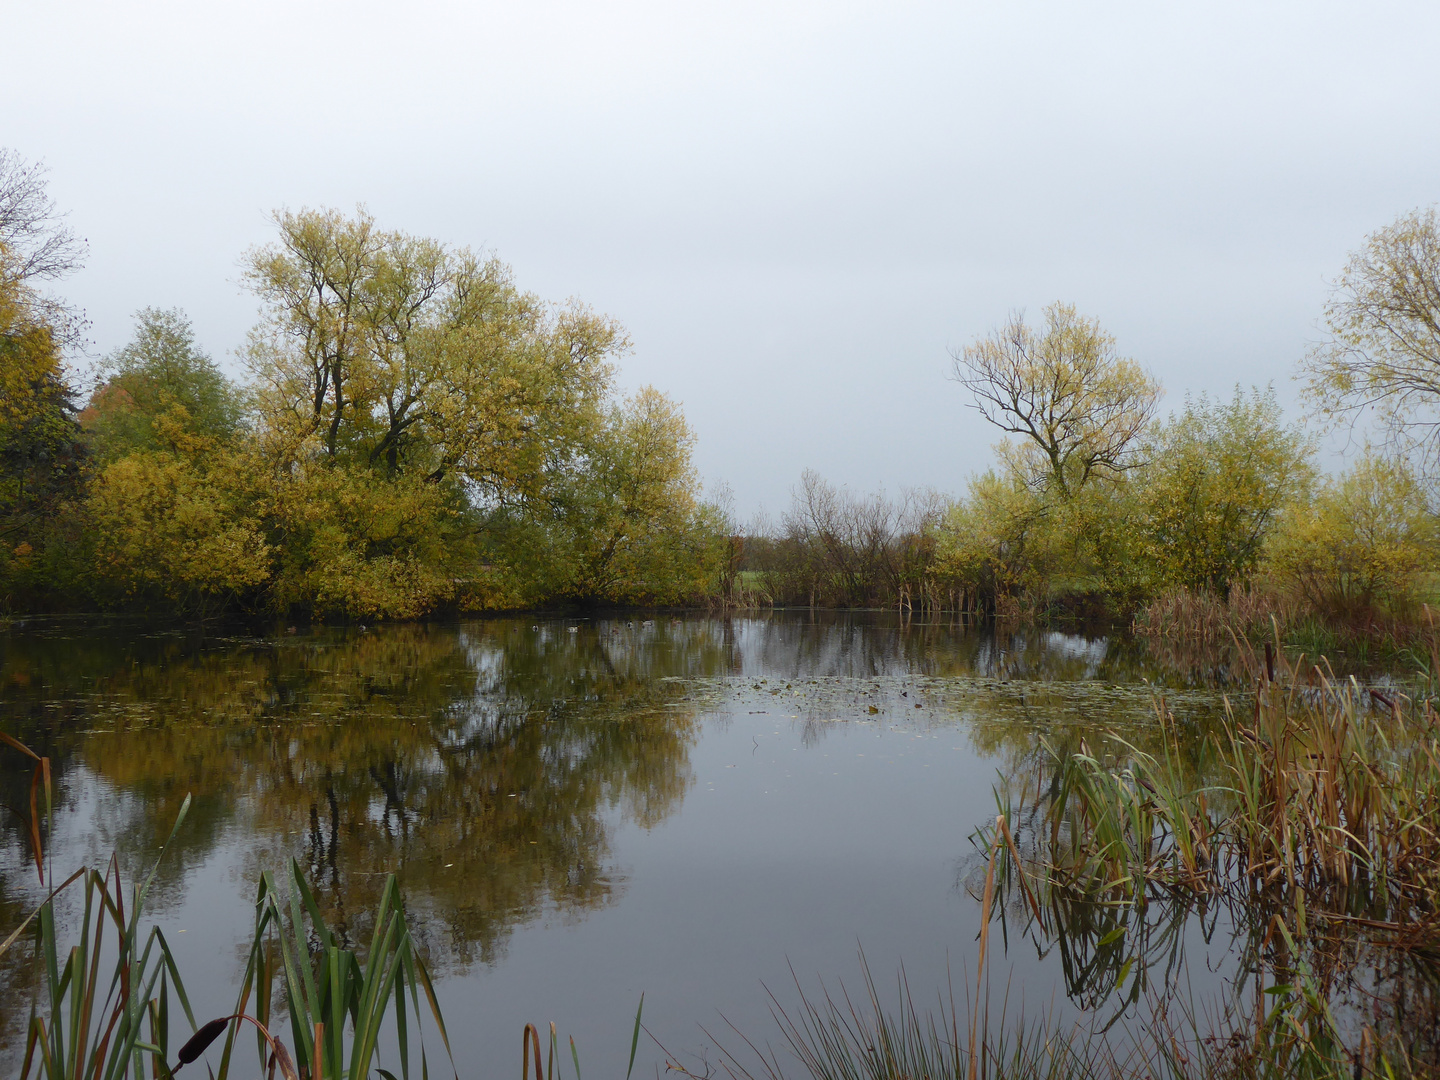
[3,154,1440,662]
[1,164,1438,667]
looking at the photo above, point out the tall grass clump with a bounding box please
[7,789,452,1080]
[3,725,647,1080]
[950,633,1440,1078]
[705,957,1104,1080]
[1024,656,1440,919]
[206,858,454,1080]
[1132,587,1297,645]
[0,729,198,1080]
[12,787,197,1080]
[705,963,1374,1080]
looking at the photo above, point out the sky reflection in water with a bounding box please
[0,613,1239,1072]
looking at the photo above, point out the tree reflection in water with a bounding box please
[0,620,728,975]
[0,612,1234,969]
[0,612,1298,1067]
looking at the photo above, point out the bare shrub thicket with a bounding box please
[742,471,952,609]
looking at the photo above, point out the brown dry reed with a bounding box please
[1031,650,1440,919]
[1133,587,1299,644]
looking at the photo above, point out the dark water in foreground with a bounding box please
[0,613,1241,1073]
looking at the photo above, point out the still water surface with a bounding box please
[0,613,1240,1073]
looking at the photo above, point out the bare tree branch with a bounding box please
[0,148,87,288]
[950,303,1161,497]
[1301,206,1440,471]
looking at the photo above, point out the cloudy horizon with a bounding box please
[9,0,1438,515]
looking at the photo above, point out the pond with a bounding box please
[0,613,1251,1074]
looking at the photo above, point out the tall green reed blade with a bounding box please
[626,993,643,1080]
[19,797,195,1080]
[218,858,455,1080]
[217,869,288,1080]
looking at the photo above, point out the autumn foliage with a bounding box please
[4,153,1439,630]
[1,206,728,619]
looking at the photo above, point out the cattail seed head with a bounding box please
[175,1017,231,1071]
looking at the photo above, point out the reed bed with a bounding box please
[701,963,1373,1080]
[1008,658,1440,924]
[932,637,1440,1079]
[1134,587,1436,668]
[1133,587,1299,644]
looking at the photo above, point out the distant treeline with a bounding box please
[726,207,1440,637]
[730,381,1433,633]
[4,148,1439,629]
[725,473,950,611]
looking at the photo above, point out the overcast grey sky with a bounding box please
[7,0,1439,514]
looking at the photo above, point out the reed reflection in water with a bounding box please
[0,613,1249,1072]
